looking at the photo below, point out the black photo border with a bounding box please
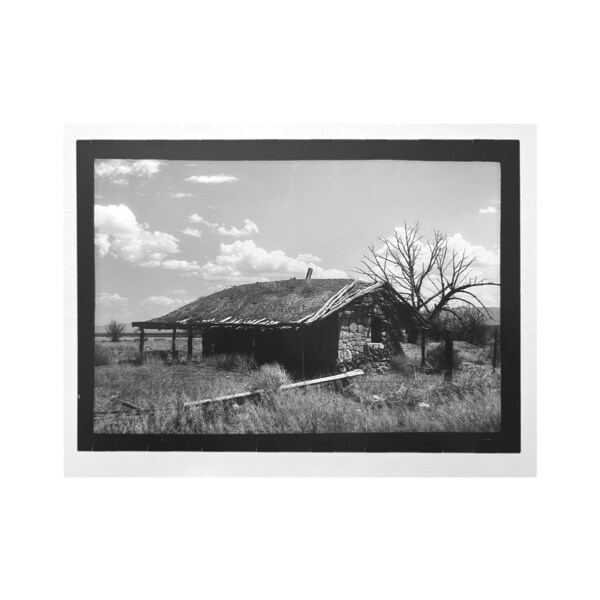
[77,139,520,453]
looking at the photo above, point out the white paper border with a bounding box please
[64,124,536,477]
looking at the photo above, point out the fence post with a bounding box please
[492,328,498,370]
[421,330,426,369]
[171,327,177,363]
[444,328,453,381]
[138,327,145,363]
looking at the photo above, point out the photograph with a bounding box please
[91,152,503,437]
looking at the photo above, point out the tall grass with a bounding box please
[247,363,291,394]
[94,362,500,434]
[200,352,257,374]
[95,343,112,366]
[425,342,464,370]
[95,340,140,365]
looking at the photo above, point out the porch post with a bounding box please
[187,327,193,361]
[138,327,145,363]
[171,327,177,363]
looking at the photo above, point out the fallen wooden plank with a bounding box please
[184,369,364,408]
[281,369,364,390]
[184,389,263,408]
[107,396,144,413]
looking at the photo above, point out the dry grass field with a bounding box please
[93,340,500,434]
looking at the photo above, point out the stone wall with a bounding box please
[336,299,393,374]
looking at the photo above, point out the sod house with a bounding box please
[132,272,425,376]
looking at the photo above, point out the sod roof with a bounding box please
[135,278,377,328]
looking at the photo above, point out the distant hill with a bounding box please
[483,307,500,326]
[445,306,500,327]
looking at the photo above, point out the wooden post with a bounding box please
[444,329,453,381]
[171,328,177,363]
[492,328,498,370]
[421,330,426,368]
[187,327,193,362]
[138,327,145,363]
[300,327,306,381]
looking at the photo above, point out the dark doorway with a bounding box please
[371,316,383,343]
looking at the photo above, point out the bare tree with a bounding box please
[105,320,126,342]
[358,222,498,342]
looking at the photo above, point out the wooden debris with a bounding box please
[281,369,364,390]
[184,390,263,408]
[184,369,365,408]
[107,396,144,413]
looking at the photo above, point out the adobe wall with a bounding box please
[280,322,338,372]
[336,299,393,374]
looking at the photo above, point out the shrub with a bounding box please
[247,363,292,395]
[425,342,464,371]
[105,320,126,342]
[95,342,112,366]
[389,352,414,376]
[428,308,490,346]
[455,307,489,346]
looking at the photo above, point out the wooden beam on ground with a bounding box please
[184,390,263,407]
[107,396,144,413]
[281,369,364,390]
[184,369,365,408]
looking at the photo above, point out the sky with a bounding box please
[94,159,500,325]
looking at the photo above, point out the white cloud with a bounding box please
[478,206,498,214]
[217,219,259,237]
[95,204,179,265]
[97,292,128,305]
[95,233,111,257]
[445,233,499,270]
[297,253,322,264]
[199,239,347,282]
[189,213,218,228]
[169,288,188,295]
[95,160,165,184]
[169,192,193,198]
[185,174,238,184]
[190,215,259,237]
[161,259,202,272]
[182,227,203,238]
[140,296,190,309]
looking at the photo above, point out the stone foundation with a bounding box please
[336,305,393,374]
